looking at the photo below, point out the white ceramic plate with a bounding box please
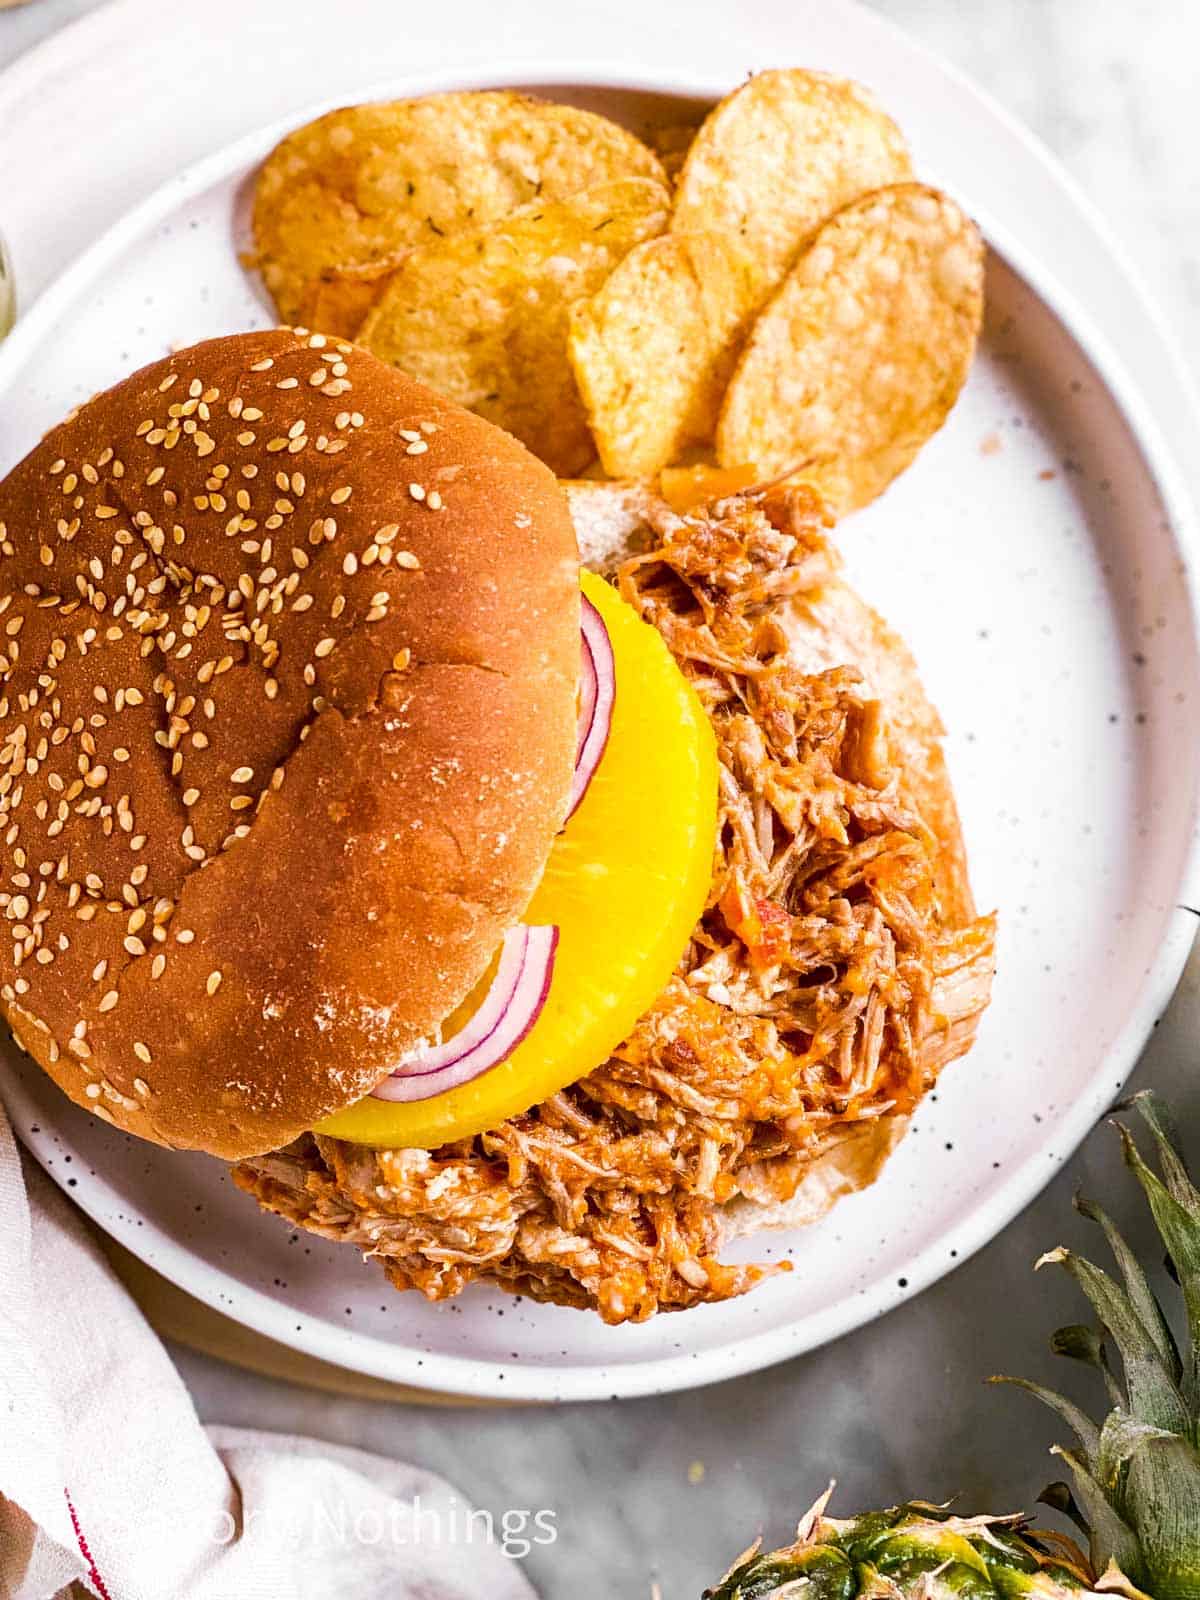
[0,63,1198,1402]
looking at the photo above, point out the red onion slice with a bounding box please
[577,625,599,753]
[564,596,615,822]
[369,595,610,1105]
[371,924,559,1102]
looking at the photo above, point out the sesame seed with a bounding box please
[133,1041,152,1063]
[408,483,426,502]
[98,990,119,1012]
[313,637,336,659]
[206,970,222,996]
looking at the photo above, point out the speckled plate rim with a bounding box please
[0,62,1198,1402]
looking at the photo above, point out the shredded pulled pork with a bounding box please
[234,487,995,1323]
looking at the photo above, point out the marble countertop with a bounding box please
[2,2,1199,1595]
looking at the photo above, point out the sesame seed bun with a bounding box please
[0,329,579,1159]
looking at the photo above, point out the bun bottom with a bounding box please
[571,485,985,1241]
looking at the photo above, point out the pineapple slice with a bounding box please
[318,570,717,1147]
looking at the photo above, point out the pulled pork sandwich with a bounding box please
[0,329,994,1325]
[238,479,995,1321]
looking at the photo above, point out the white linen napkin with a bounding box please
[0,1108,536,1600]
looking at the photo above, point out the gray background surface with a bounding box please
[2,2,1199,1595]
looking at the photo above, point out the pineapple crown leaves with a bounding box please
[702,1496,1097,1600]
[1050,1325,1125,1413]
[993,1093,1200,1600]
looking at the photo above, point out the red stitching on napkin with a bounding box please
[65,1488,114,1600]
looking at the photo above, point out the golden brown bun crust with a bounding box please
[0,329,579,1158]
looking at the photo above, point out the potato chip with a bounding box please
[717,184,985,512]
[305,264,397,342]
[673,69,912,289]
[643,121,701,184]
[567,231,761,478]
[253,91,667,333]
[358,177,670,475]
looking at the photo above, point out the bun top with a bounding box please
[0,329,579,1158]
